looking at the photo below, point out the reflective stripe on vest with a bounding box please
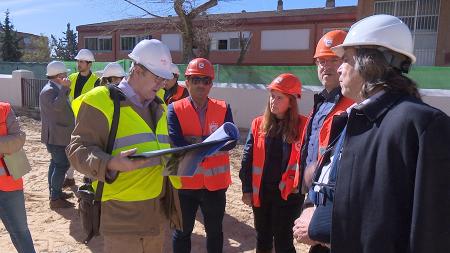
[250,115,307,207]
[0,102,23,191]
[114,133,171,150]
[0,167,6,176]
[68,72,99,102]
[81,86,171,202]
[173,97,231,190]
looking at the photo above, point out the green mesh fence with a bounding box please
[1,60,449,89]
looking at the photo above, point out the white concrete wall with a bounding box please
[0,70,34,107]
[210,84,450,129]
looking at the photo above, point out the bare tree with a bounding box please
[236,31,252,65]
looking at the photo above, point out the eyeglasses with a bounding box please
[189,76,212,85]
[315,58,341,67]
[136,63,168,84]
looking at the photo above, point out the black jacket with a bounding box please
[332,91,450,253]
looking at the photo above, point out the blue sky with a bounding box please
[2,0,356,39]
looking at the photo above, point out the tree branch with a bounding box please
[188,0,218,18]
[123,0,164,18]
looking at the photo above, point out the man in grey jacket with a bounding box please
[39,61,75,209]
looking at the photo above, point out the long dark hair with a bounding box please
[260,94,300,144]
[354,48,421,100]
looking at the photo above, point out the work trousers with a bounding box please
[253,184,302,253]
[104,232,164,253]
[0,190,36,253]
[46,144,70,200]
[172,188,226,253]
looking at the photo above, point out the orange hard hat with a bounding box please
[185,58,215,79]
[267,73,302,98]
[314,30,347,58]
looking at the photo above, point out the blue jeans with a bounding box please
[46,144,70,200]
[172,189,226,253]
[0,190,36,253]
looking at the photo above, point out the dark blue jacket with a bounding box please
[332,91,450,253]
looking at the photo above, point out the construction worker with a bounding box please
[64,48,100,188]
[0,102,36,253]
[302,14,450,252]
[100,62,126,86]
[39,61,75,209]
[66,39,181,253]
[164,63,189,104]
[168,58,234,253]
[292,30,352,253]
[239,73,307,253]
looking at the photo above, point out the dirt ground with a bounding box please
[0,117,310,253]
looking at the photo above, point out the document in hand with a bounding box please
[3,149,32,179]
[129,122,240,176]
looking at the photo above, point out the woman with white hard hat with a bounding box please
[316,14,450,252]
[100,62,126,86]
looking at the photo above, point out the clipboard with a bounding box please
[128,138,234,159]
[3,149,32,179]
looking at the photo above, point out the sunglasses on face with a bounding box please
[189,76,212,85]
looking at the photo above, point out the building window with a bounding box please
[121,37,135,51]
[210,31,251,51]
[121,35,152,51]
[218,40,228,50]
[374,0,441,65]
[84,37,112,51]
[85,37,98,51]
[98,37,112,51]
[161,34,182,51]
[261,29,310,50]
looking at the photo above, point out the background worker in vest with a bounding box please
[64,48,100,188]
[66,39,182,253]
[39,61,75,209]
[168,57,234,253]
[100,62,126,86]
[292,30,352,253]
[0,102,36,253]
[239,73,307,253]
[164,63,189,105]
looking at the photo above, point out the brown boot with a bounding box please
[50,198,74,209]
[62,178,76,188]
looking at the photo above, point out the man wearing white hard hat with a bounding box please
[39,61,75,209]
[163,63,189,104]
[303,14,450,252]
[100,62,126,86]
[64,48,100,188]
[67,39,181,252]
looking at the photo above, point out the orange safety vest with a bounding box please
[250,115,307,207]
[0,102,23,191]
[173,97,231,190]
[304,96,354,162]
[165,85,187,105]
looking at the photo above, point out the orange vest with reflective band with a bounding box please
[165,85,187,105]
[173,97,231,190]
[304,96,354,162]
[0,102,23,191]
[251,115,307,207]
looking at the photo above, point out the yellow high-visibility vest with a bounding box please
[68,72,99,102]
[79,86,180,201]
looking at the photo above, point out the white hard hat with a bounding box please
[75,49,95,62]
[128,39,173,80]
[332,14,416,64]
[102,62,126,78]
[170,63,180,75]
[46,61,69,76]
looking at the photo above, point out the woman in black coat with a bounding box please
[327,14,450,253]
